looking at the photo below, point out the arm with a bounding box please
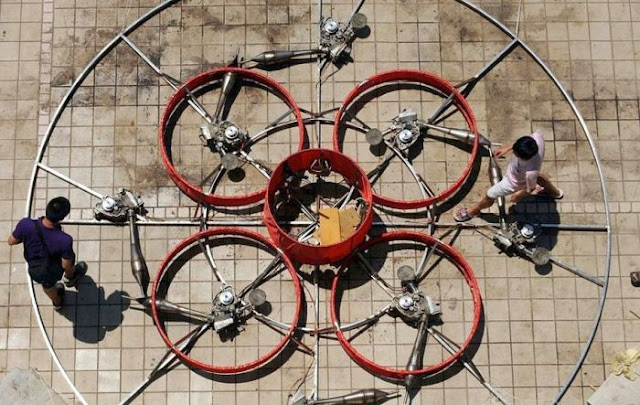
[493,145,512,159]
[7,234,21,245]
[62,257,75,278]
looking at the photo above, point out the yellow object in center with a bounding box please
[313,207,360,245]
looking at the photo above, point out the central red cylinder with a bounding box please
[264,149,373,265]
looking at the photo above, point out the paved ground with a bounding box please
[0,0,639,404]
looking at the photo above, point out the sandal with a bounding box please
[553,189,564,200]
[453,207,473,222]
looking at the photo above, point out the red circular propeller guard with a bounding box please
[151,227,302,374]
[264,148,373,265]
[159,67,305,207]
[332,69,479,210]
[330,231,482,380]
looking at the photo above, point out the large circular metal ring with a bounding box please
[151,227,302,374]
[330,231,482,379]
[264,148,374,265]
[333,69,479,210]
[160,67,306,207]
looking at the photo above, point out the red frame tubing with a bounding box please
[159,67,306,207]
[332,69,479,210]
[330,231,482,380]
[264,149,373,265]
[151,227,302,374]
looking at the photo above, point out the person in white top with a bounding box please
[454,130,563,222]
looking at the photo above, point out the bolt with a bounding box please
[398,129,413,144]
[323,19,339,34]
[398,295,414,310]
[225,125,239,141]
[219,290,235,306]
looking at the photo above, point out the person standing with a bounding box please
[8,197,87,310]
[454,130,563,222]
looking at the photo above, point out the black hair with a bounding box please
[45,197,71,223]
[512,136,538,160]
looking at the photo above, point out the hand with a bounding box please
[493,146,511,159]
[531,184,545,195]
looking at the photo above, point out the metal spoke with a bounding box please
[355,253,396,298]
[238,255,284,298]
[195,236,228,286]
[297,222,319,242]
[38,163,104,199]
[237,149,272,179]
[120,34,215,123]
[427,327,511,405]
[333,184,356,209]
[368,151,397,186]
[416,226,461,282]
[120,321,211,405]
[383,140,433,199]
[428,38,520,125]
[252,311,314,356]
[204,164,226,194]
[337,304,392,335]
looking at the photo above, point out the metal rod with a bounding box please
[238,255,283,298]
[458,38,519,98]
[120,34,213,123]
[384,140,431,199]
[331,304,392,334]
[197,236,227,286]
[427,327,511,405]
[346,0,367,24]
[37,163,104,199]
[61,218,609,233]
[313,268,321,400]
[355,253,396,298]
[547,254,604,287]
[120,321,211,405]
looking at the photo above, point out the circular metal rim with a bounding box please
[22,0,612,402]
[159,66,306,207]
[332,69,479,210]
[264,148,374,265]
[150,227,302,374]
[330,231,482,379]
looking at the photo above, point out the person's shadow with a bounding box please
[57,275,130,343]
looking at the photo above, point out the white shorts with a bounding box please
[486,178,519,199]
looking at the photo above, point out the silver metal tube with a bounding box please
[356,253,395,298]
[128,210,150,297]
[214,72,236,121]
[37,163,104,199]
[548,255,605,287]
[120,34,212,123]
[334,304,392,333]
[384,141,431,199]
[427,327,511,405]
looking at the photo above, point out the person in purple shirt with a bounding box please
[8,197,87,310]
[454,130,564,222]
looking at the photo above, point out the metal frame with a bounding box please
[23,0,611,404]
